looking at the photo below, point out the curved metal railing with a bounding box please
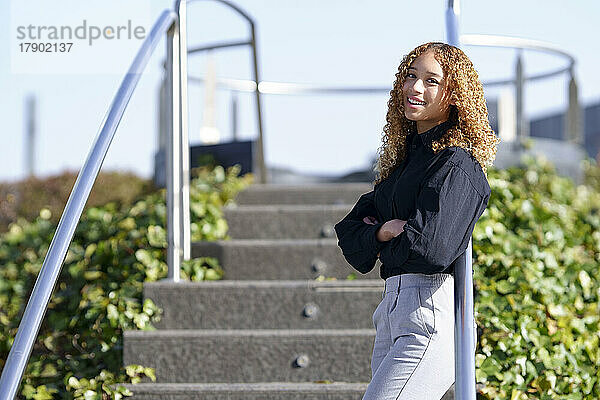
[0,8,183,399]
[182,30,579,151]
[185,33,576,93]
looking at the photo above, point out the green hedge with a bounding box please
[473,156,600,399]
[0,165,253,399]
[0,170,157,234]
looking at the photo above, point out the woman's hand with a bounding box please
[363,216,379,225]
[363,216,407,257]
[377,219,407,242]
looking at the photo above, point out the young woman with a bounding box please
[334,42,500,399]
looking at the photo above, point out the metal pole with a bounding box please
[24,94,36,178]
[156,76,167,187]
[566,68,581,145]
[231,92,239,141]
[446,1,477,399]
[453,240,477,400]
[165,19,182,282]
[515,50,527,150]
[177,0,191,261]
[445,0,460,47]
[250,22,267,183]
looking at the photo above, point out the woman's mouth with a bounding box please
[406,97,426,109]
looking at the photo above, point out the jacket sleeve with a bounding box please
[333,190,388,274]
[378,163,490,274]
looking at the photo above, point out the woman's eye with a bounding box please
[406,73,415,78]
[428,79,438,84]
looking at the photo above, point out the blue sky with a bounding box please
[1,0,599,183]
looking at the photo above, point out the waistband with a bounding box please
[384,272,453,294]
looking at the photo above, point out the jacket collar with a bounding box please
[408,119,454,152]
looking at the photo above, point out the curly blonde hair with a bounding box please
[373,42,501,185]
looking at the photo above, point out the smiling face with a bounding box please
[402,50,455,134]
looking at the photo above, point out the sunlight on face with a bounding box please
[402,50,454,134]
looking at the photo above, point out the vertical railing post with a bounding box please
[25,94,37,178]
[165,19,182,282]
[158,76,166,160]
[249,22,267,183]
[515,51,528,150]
[453,240,477,400]
[446,1,477,399]
[177,0,191,262]
[156,75,168,187]
[444,0,459,47]
[231,92,239,141]
[566,68,581,145]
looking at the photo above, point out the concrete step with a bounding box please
[117,382,367,400]
[222,205,350,239]
[116,382,457,400]
[233,183,371,205]
[123,329,374,383]
[191,239,381,280]
[144,280,383,329]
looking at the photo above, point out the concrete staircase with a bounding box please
[120,183,456,399]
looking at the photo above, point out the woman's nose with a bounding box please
[412,79,425,92]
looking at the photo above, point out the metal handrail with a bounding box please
[185,34,579,147]
[461,34,575,67]
[190,0,266,184]
[188,66,572,93]
[0,9,179,399]
[448,1,476,399]
[165,0,191,279]
[156,0,265,275]
[186,31,576,95]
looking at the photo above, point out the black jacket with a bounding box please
[334,119,491,280]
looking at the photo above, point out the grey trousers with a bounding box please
[362,273,477,400]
